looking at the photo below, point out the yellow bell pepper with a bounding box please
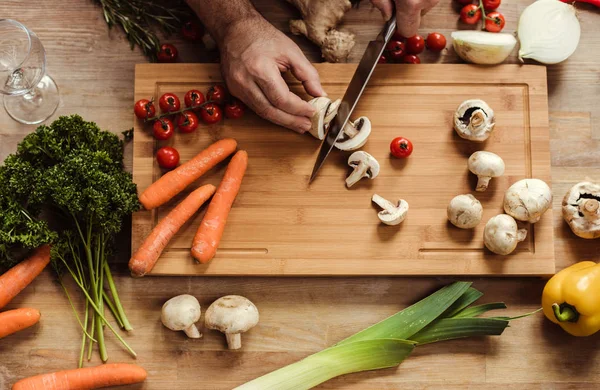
[542,261,600,337]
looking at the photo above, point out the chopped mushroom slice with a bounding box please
[205,295,259,350]
[161,295,202,338]
[484,214,528,255]
[454,99,496,142]
[503,178,552,223]
[335,117,372,151]
[346,151,380,188]
[372,194,408,225]
[447,194,483,229]
[308,97,333,140]
[562,181,600,239]
[468,151,505,191]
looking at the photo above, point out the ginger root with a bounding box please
[286,0,356,62]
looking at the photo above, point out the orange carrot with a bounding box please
[129,184,216,277]
[139,138,237,210]
[0,308,40,339]
[12,363,147,390]
[0,245,50,310]
[192,150,248,264]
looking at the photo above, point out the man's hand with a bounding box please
[371,0,440,37]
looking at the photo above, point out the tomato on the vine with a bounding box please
[460,4,482,25]
[184,89,206,109]
[456,0,474,5]
[483,0,501,10]
[405,35,425,55]
[392,30,405,41]
[176,111,199,133]
[426,32,447,52]
[378,54,387,64]
[158,93,180,113]
[157,44,178,63]
[402,54,420,64]
[206,85,227,105]
[225,99,246,119]
[134,99,156,120]
[200,103,223,124]
[181,20,203,41]
[485,12,506,32]
[390,137,413,158]
[385,40,406,60]
[152,118,175,140]
[156,146,180,170]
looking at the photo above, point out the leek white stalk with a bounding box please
[518,0,580,64]
[452,31,517,65]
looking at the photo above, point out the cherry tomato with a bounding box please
[386,40,406,60]
[402,54,421,64]
[483,0,501,10]
[184,89,206,109]
[134,99,156,120]
[206,84,227,105]
[378,54,387,64]
[158,93,181,113]
[456,0,474,5]
[426,32,447,52]
[152,118,175,140]
[181,20,203,41]
[176,111,199,133]
[485,12,506,33]
[405,35,425,55]
[460,4,482,24]
[157,43,178,63]
[200,103,223,124]
[225,98,246,119]
[390,137,413,158]
[156,146,180,170]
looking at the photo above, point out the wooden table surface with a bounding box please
[1,1,599,389]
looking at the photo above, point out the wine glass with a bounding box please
[0,19,59,125]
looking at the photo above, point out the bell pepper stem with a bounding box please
[552,303,579,323]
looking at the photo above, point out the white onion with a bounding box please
[452,31,517,65]
[518,0,580,64]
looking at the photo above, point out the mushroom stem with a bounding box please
[372,194,395,210]
[226,333,242,349]
[343,119,361,138]
[516,228,528,242]
[470,110,485,128]
[183,325,202,339]
[581,199,600,219]
[346,161,368,187]
[476,176,491,192]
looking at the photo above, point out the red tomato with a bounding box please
[200,103,223,124]
[176,111,199,133]
[456,0,474,4]
[152,118,175,140]
[181,20,203,41]
[378,54,387,64]
[483,0,501,10]
[405,35,425,55]
[134,99,156,119]
[402,54,421,64]
[460,4,482,25]
[184,89,206,109]
[426,32,447,52]
[157,44,178,63]
[206,85,227,105]
[392,30,405,41]
[390,137,413,158]
[158,93,181,113]
[385,40,406,60]
[485,12,506,32]
[156,147,180,169]
[225,99,246,119]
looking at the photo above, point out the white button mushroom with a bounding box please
[562,181,600,239]
[372,194,408,225]
[161,294,202,338]
[468,151,505,192]
[483,214,528,255]
[447,194,483,229]
[308,97,333,140]
[204,295,259,350]
[334,117,372,151]
[454,99,495,142]
[346,151,380,188]
[503,178,552,223]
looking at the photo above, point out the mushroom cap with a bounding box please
[562,181,600,239]
[483,214,527,255]
[348,151,380,178]
[453,99,495,142]
[372,194,408,226]
[447,194,483,229]
[335,117,372,151]
[161,294,201,331]
[205,295,259,334]
[468,151,505,177]
[308,97,332,140]
[503,178,552,223]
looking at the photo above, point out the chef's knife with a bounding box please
[308,16,397,183]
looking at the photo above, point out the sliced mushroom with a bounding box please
[484,214,528,255]
[454,99,495,142]
[335,117,372,151]
[447,194,483,229]
[346,151,380,188]
[503,178,552,223]
[468,151,505,191]
[308,97,332,140]
[562,181,600,239]
[372,194,408,225]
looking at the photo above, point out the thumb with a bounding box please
[289,51,327,98]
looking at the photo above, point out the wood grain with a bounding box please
[1,0,600,389]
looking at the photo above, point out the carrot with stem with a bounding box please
[130,184,217,277]
[139,138,237,210]
[0,245,50,310]
[0,308,40,339]
[192,150,248,264]
[12,363,147,390]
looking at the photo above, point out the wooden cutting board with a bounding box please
[132,63,554,276]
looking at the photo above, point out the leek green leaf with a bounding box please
[442,287,484,318]
[452,302,507,319]
[410,317,509,345]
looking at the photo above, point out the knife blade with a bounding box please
[309,16,397,183]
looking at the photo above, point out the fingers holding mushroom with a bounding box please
[205,295,259,350]
[447,194,483,229]
[468,151,505,192]
[346,151,380,188]
[372,194,408,225]
[484,214,528,255]
[454,99,495,142]
[562,181,600,239]
[161,294,202,339]
[503,178,552,223]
